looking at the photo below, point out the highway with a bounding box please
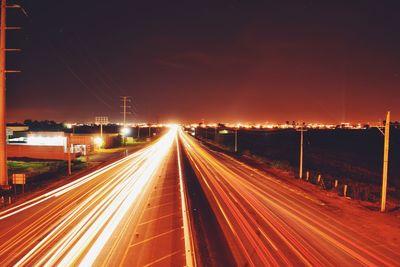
[180,130,400,267]
[1,126,399,267]
[0,126,194,267]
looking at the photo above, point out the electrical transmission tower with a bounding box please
[120,96,132,129]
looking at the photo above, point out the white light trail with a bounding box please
[7,127,178,266]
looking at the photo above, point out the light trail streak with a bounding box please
[180,131,400,267]
[0,149,148,220]
[0,127,178,266]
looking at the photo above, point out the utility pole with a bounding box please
[381,111,390,212]
[234,128,238,152]
[297,123,307,179]
[299,128,304,179]
[0,0,7,188]
[67,134,72,176]
[120,96,131,144]
[0,0,21,188]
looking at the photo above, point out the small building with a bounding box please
[6,130,121,160]
[7,132,93,160]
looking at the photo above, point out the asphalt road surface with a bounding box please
[180,130,400,267]
[1,126,399,267]
[0,127,193,267]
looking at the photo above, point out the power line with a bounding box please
[20,7,115,111]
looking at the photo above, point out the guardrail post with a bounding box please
[344,184,348,198]
[334,179,338,188]
[317,174,321,184]
[306,171,309,181]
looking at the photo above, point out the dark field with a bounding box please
[196,127,400,200]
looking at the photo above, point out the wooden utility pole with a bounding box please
[297,124,307,179]
[234,129,238,152]
[0,1,21,188]
[299,128,304,179]
[381,111,390,212]
[67,134,72,176]
[0,0,7,188]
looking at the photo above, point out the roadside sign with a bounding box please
[12,174,26,185]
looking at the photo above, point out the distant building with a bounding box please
[7,132,95,160]
[6,123,29,137]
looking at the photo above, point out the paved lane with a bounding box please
[0,127,194,267]
[180,130,400,267]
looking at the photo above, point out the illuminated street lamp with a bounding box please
[120,127,130,146]
[94,136,104,148]
[95,116,108,137]
[121,127,130,136]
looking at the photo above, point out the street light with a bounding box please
[94,136,104,148]
[95,116,108,137]
[121,127,130,136]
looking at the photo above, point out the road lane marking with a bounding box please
[146,201,175,210]
[153,183,179,192]
[137,212,180,226]
[148,192,176,201]
[143,250,182,267]
[129,227,182,247]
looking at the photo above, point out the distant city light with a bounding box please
[183,122,373,130]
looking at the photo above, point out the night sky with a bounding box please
[5,1,400,124]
